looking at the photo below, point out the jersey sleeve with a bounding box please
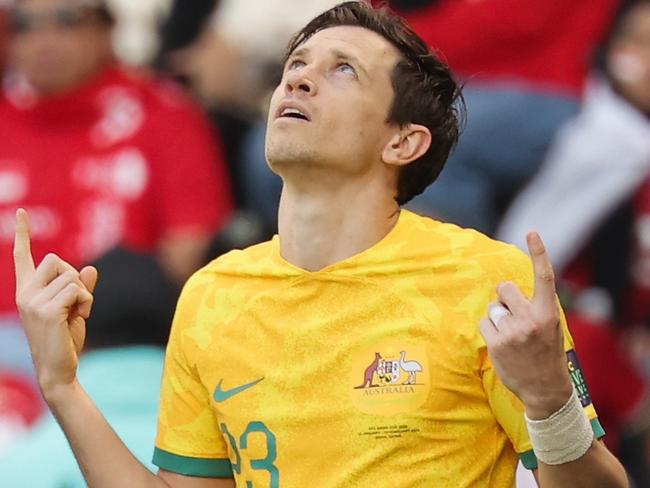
[480,248,604,471]
[153,273,233,478]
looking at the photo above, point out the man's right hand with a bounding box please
[13,208,98,398]
[13,209,235,488]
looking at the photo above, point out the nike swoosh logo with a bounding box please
[214,377,264,403]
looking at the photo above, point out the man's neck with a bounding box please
[277,174,400,272]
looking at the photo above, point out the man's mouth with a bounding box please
[276,103,311,122]
[280,108,309,121]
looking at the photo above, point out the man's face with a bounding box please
[265,26,402,177]
[9,0,112,95]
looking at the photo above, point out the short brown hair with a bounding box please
[286,1,464,205]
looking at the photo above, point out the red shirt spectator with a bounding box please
[569,312,647,453]
[0,65,232,315]
[625,178,650,324]
[379,0,619,96]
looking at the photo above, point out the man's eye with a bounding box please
[337,63,356,75]
[288,60,305,71]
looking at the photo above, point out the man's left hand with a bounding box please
[479,232,573,420]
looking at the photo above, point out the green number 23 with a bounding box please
[220,421,279,488]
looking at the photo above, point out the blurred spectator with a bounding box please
[155,0,270,209]
[498,83,650,273]
[387,0,620,234]
[396,0,621,233]
[498,0,650,276]
[157,0,250,208]
[0,0,234,383]
[0,0,233,319]
[0,250,168,486]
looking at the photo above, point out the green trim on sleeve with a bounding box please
[152,448,234,478]
[520,450,538,470]
[519,417,607,471]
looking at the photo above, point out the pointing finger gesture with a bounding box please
[529,232,560,326]
[13,208,36,293]
[479,232,572,419]
[13,209,98,395]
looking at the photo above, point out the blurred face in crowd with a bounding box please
[0,8,8,74]
[9,0,113,95]
[265,26,402,180]
[608,2,650,114]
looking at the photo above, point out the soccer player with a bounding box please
[13,2,628,487]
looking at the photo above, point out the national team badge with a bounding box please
[350,342,430,415]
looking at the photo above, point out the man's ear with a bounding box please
[382,124,432,168]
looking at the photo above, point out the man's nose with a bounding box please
[285,68,318,96]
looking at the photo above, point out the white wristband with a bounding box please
[524,388,594,465]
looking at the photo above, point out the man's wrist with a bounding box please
[522,378,574,420]
[525,389,573,420]
[41,379,81,408]
[525,387,594,465]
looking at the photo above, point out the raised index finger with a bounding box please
[14,208,36,289]
[526,231,556,309]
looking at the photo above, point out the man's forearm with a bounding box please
[537,440,629,488]
[45,380,169,488]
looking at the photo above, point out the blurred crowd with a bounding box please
[0,0,649,486]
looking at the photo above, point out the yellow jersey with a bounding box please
[153,210,602,487]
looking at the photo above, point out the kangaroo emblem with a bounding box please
[355,352,382,389]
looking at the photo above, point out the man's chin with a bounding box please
[267,152,309,170]
[266,149,325,174]
[266,139,318,167]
